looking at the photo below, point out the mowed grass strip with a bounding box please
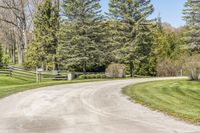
[0,76,34,86]
[123,80,200,124]
[0,75,108,99]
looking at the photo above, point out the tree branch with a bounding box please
[0,17,18,27]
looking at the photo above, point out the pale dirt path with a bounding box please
[0,77,200,133]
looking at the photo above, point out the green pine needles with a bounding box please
[25,0,59,70]
[108,0,154,77]
[58,0,104,72]
[22,0,184,76]
[183,0,200,53]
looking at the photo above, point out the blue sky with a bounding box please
[100,0,186,28]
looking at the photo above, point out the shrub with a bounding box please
[90,74,96,79]
[78,75,87,79]
[85,74,91,79]
[78,74,107,79]
[96,74,101,78]
[101,74,106,78]
[156,58,179,77]
[106,63,126,78]
[0,45,10,68]
[2,53,10,67]
[183,54,200,81]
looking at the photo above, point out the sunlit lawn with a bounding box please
[0,75,107,99]
[123,80,200,124]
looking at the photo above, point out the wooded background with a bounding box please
[0,0,199,79]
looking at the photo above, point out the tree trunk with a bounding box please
[130,61,134,78]
[20,0,28,49]
[52,0,60,71]
[12,33,16,64]
[18,45,23,65]
[83,62,86,74]
[23,27,28,49]
[12,48,15,64]
[52,55,59,71]
[53,57,59,71]
[10,44,16,64]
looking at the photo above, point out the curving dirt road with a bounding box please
[0,77,200,133]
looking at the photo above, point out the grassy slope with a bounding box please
[123,80,200,124]
[0,76,34,86]
[0,75,107,99]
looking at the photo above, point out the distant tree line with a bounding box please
[182,0,200,80]
[0,0,199,78]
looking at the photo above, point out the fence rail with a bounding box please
[0,66,70,83]
[0,69,11,76]
[0,66,106,83]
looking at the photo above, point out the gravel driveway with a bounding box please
[0,77,200,133]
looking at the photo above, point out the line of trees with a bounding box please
[182,0,200,80]
[0,0,42,65]
[0,0,199,78]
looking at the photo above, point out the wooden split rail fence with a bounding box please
[0,66,70,83]
[0,66,106,83]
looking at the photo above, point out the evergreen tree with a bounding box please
[154,23,184,60]
[58,0,104,72]
[151,17,185,76]
[152,17,168,60]
[183,0,200,53]
[25,0,59,70]
[108,0,154,77]
[134,26,155,76]
[143,15,163,76]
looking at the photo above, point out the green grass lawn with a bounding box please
[0,75,108,99]
[0,76,35,86]
[123,80,200,124]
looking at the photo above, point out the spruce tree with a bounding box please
[134,26,155,76]
[183,0,200,53]
[58,0,104,72]
[25,0,59,69]
[108,0,154,77]
[151,17,184,76]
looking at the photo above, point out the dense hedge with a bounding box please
[78,74,107,79]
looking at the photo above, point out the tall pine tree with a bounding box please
[108,0,154,77]
[183,0,200,53]
[58,0,104,72]
[25,0,59,70]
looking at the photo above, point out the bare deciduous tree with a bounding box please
[0,0,42,65]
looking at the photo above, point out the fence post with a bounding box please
[180,69,183,77]
[36,68,43,83]
[68,72,75,80]
[36,70,39,83]
[9,68,13,77]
